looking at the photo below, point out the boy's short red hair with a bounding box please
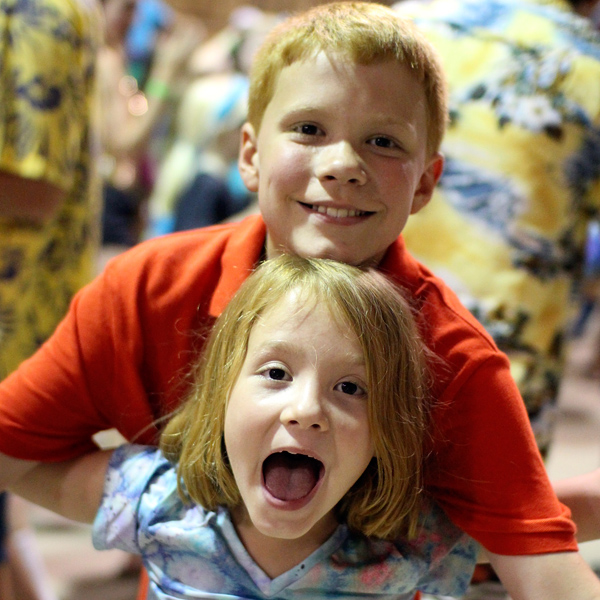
[247,1,448,157]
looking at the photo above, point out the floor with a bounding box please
[17,309,600,600]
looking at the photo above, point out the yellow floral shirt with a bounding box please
[0,0,101,378]
[397,0,600,451]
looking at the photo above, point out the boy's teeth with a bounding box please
[315,205,361,218]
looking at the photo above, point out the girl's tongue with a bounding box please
[263,452,322,501]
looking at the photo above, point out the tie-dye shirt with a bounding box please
[397,0,600,453]
[93,445,477,600]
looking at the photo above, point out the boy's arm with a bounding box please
[0,453,39,492]
[554,468,600,543]
[8,451,112,524]
[489,551,600,599]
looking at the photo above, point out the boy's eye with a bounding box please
[335,381,366,396]
[369,136,398,149]
[293,123,322,136]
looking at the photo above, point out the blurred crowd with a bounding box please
[1,0,600,599]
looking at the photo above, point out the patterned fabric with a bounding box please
[0,0,101,378]
[398,0,600,452]
[94,445,478,600]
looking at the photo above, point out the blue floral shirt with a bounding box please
[93,445,477,600]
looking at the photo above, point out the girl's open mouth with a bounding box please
[262,451,324,501]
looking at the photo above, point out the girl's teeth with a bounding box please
[315,205,360,218]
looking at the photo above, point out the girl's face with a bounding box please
[224,291,373,555]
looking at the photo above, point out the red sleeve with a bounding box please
[425,353,577,555]
[0,257,157,461]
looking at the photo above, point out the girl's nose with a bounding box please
[280,383,329,431]
[315,141,367,186]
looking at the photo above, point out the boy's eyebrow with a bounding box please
[278,105,328,122]
[280,105,418,134]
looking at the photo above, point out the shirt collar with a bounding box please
[209,214,266,317]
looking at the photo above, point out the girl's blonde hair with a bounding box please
[247,1,448,156]
[161,255,431,539]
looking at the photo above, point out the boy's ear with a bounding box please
[410,152,444,215]
[238,122,260,193]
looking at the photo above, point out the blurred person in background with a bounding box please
[0,0,102,598]
[392,0,600,596]
[145,71,252,236]
[394,0,600,456]
[125,0,173,86]
[98,0,203,258]
[145,6,285,237]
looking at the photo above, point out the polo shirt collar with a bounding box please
[379,234,422,289]
[209,214,266,316]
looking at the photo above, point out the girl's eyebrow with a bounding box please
[340,351,368,371]
[250,339,297,357]
[255,339,366,367]
[251,339,366,369]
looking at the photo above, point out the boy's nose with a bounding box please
[315,141,367,186]
[280,383,329,431]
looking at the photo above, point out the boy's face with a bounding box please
[239,52,443,266]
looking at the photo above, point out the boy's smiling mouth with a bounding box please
[262,451,324,502]
[299,202,374,219]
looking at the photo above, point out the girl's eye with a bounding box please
[335,381,366,396]
[258,363,291,382]
[267,368,288,381]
